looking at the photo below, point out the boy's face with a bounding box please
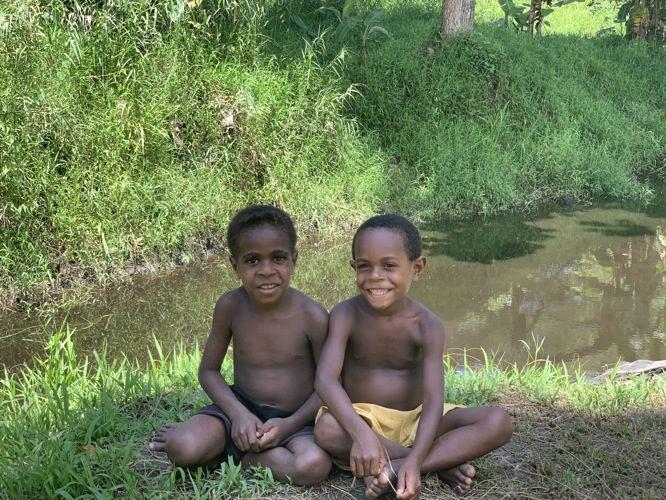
[229,224,297,306]
[351,228,425,313]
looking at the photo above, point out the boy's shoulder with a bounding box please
[330,295,363,314]
[216,286,246,305]
[289,288,328,319]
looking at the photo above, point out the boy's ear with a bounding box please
[229,255,239,277]
[349,259,356,269]
[291,249,298,273]
[411,256,426,281]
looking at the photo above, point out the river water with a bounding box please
[1,201,665,374]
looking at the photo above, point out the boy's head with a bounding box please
[226,205,297,260]
[351,214,425,312]
[352,214,422,262]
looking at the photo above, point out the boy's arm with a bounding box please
[315,301,387,479]
[396,313,446,499]
[198,293,263,452]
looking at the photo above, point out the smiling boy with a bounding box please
[149,205,331,486]
[314,214,513,499]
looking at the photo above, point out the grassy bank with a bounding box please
[1,325,664,498]
[1,0,665,309]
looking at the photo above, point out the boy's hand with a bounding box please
[232,414,263,453]
[350,430,387,479]
[396,457,421,500]
[255,418,288,450]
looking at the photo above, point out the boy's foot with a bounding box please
[364,460,400,500]
[437,463,475,495]
[148,423,180,453]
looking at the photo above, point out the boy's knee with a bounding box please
[313,412,343,448]
[487,407,513,445]
[166,428,207,467]
[293,447,332,486]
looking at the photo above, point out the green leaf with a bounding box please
[367,26,390,39]
[342,0,359,18]
[363,10,385,27]
[617,2,631,22]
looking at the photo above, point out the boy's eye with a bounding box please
[246,257,258,264]
[356,263,370,269]
[384,262,397,268]
[274,255,286,262]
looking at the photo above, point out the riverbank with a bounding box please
[1,327,664,498]
[1,0,665,312]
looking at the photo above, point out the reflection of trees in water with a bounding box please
[448,234,666,368]
[531,236,666,363]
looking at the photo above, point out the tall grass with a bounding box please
[1,323,663,497]
[322,0,666,218]
[2,0,665,309]
[0,0,383,309]
[444,336,666,414]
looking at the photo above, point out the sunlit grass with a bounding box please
[2,0,665,311]
[1,323,663,497]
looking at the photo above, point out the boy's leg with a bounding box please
[331,406,511,498]
[422,406,513,492]
[314,411,411,499]
[314,411,407,461]
[148,414,228,470]
[241,435,332,486]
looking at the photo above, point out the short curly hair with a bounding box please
[226,205,297,259]
[352,214,422,261]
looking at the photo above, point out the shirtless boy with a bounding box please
[149,205,332,486]
[314,214,513,499]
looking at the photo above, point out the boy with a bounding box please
[314,214,513,499]
[149,205,332,486]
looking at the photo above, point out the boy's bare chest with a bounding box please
[231,316,310,364]
[348,323,422,368]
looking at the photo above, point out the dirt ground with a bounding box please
[139,397,666,499]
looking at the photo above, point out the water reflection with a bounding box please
[0,206,664,374]
[415,207,666,371]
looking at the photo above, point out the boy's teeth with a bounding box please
[369,289,389,295]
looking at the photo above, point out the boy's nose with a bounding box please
[370,266,383,279]
[258,261,275,275]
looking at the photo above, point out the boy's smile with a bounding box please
[351,228,424,313]
[230,224,297,306]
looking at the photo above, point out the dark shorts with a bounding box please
[196,385,314,463]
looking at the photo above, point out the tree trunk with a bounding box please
[440,0,476,35]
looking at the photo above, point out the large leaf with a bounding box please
[363,10,385,27]
[342,0,359,18]
[366,25,390,40]
[292,14,319,38]
[617,2,631,22]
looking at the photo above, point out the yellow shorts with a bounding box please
[316,402,464,469]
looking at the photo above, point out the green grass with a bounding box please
[1,0,665,310]
[1,323,664,498]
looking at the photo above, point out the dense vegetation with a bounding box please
[1,0,665,309]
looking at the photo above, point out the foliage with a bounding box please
[0,0,383,310]
[342,10,666,219]
[1,0,666,309]
[614,0,666,42]
[496,0,585,34]
[292,0,391,64]
[1,323,664,498]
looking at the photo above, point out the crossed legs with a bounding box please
[314,406,513,498]
[149,414,331,486]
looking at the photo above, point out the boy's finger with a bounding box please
[350,459,359,478]
[370,456,381,477]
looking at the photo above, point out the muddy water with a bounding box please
[1,202,665,374]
